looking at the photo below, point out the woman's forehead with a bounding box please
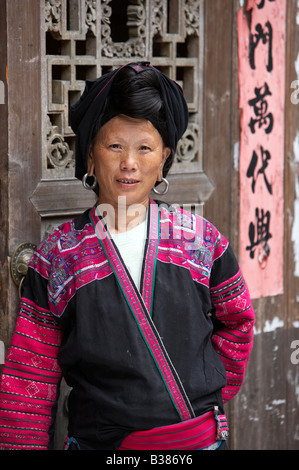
[95,115,162,141]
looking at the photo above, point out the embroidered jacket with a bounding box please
[0,201,255,449]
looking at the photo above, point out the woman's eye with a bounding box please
[109,144,121,149]
[140,145,151,151]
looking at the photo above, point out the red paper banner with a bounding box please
[238,0,286,298]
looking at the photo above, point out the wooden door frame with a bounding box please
[0,0,9,352]
[0,1,42,351]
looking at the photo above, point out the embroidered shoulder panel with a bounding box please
[29,205,229,316]
[30,216,112,317]
[158,205,228,287]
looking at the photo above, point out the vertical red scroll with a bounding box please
[238,0,286,298]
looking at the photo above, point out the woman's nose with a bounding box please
[120,150,138,170]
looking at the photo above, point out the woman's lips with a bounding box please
[117,178,139,184]
[116,178,140,187]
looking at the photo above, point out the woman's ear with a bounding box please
[163,146,171,162]
[87,146,95,175]
[157,147,171,181]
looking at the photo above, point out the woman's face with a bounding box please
[88,114,170,210]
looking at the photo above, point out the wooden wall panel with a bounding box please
[5,0,43,339]
[283,0,299,450]
[203,0,235,242]
[203,0,299,450]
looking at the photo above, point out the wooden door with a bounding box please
[0,0,213,449]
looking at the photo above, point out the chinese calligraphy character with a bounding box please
[248,82,274,134]
[256,0,276,9]
[246,208,272,259]
[246,146,273,194]
[249,21,273,72]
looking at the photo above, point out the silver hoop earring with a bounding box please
[82,173,97,190]
[153,177,169,195]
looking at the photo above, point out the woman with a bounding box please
[0,62,254,450]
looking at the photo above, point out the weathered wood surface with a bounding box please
[203,0,299,450]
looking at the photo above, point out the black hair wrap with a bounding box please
[70,62,189,181]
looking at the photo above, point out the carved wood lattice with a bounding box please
[43,0,204,179]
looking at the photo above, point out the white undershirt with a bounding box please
[111,220,147,290]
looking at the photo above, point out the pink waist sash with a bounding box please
[118,408,229,450]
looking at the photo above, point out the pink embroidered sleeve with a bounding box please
[0,235,63,449]
[0,298,63,449]
[210,268,255,403]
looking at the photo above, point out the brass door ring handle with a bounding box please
[10,243,37,298]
